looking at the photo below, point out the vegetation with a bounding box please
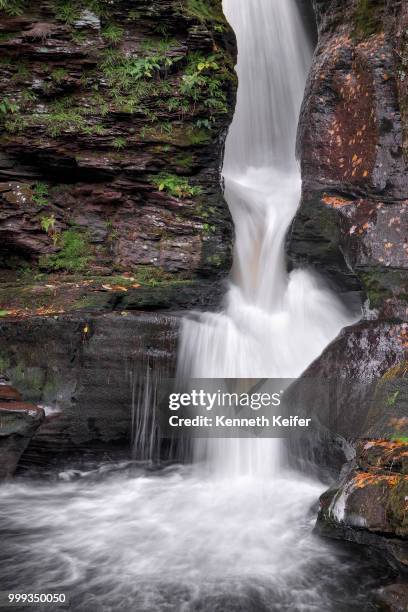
[40,215,56,234]
[32,182,49,207]
[101,23,124,45]
[39,229,92,272]
[0,0,26,16]
[353,0,383,39]
[112,136,127,150]
[134,265,174,287]
[55,1,80,24]
[51,68,68,84]
[183,0,225,23]
[150,173,202,199]
[0,98,19,116]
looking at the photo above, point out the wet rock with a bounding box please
[285,0,408,573]
[0,313,179,468]
[316,440,408,570]
[377,583,408,612]
[0,384,44,479]
[0,0,237,310]
[287,321,407,476]
[288,0,408,319]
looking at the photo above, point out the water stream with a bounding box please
[0,2,393,611]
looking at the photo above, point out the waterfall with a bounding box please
[178,0,355,477]
[1,3,384,610]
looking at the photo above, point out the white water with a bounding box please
[178,0,354,477]
[0,3,380,611]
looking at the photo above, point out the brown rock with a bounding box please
[0,385,22,402]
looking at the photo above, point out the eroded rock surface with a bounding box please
[317,439,408,570]
[289,0,408,317]
[0,383,44,478]
[288,0,408,572]
[0,312,178,467]
[0,0,237,314]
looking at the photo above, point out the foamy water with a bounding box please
[0,2,380,611]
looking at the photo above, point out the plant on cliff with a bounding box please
[0,98,19,116]
[55,0,80,24]
[40,215,56,234]
[180,53,229,119]
[102,23,124,45]
[353,0,383,39]
[112,136,127,150]
[51,68,68,84]
[0,0,25,16]
[32,182,49,207]
[150,173,202,199]
[39,229,92,272]
[183,0,225,23]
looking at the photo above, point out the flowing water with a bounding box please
[0,1,392,611]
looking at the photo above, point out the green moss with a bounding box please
[0,354,10,373]
[183,0,225,23]
[387,478,408,536]
[353,0,383,39]
[359,270,392,309]
[39,229,92,272]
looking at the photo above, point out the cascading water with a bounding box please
[178,0,354,477]
[0,2,392,611]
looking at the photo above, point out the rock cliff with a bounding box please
[288,0,408,574]
[0,0,237,315]
[0,0,237,467]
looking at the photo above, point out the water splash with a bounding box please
[0,4,376,611]
[178,0,357,477]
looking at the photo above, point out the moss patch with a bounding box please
[39,229,93,273]
[387,477,408,536]
[353,0,384,40]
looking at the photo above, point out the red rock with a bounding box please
[0,401,44,417]
[0,385,22,402]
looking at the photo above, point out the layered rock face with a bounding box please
[288,0,408,571]
[0,0,236,315]
[0,382,44,478]
[290,0,408,314]
[0,313,178,467]
[0,1,237,469]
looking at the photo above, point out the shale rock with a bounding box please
[0,384,44,478]
[0,0,237,314]
[0,312,178,467]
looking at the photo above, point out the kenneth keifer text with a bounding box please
[169,415,312,428]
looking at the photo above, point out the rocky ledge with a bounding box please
[0,382,44,479]
[0,312,179,469]
[317,439,408,569]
